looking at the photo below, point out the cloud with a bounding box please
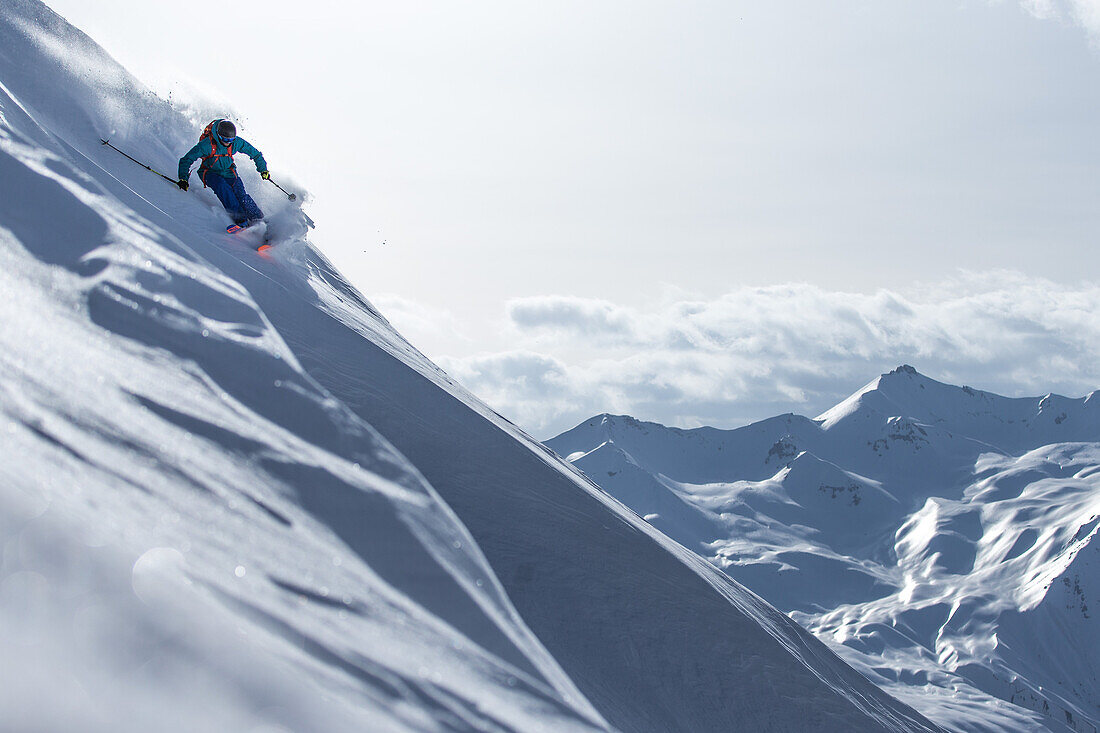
[442,272,1100,438]
[437,351,583,433]
[1017,0,1100,39]
[372,293,470,347]
[507,297,637,340]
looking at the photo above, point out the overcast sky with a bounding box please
[47,0,1100,436]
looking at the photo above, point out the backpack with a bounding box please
[198,118,236,170]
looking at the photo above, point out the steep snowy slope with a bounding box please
[0,4,606,731]
[549,368,1100,732]
[0,2,942,731]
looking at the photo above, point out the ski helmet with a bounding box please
[216,119,237,142]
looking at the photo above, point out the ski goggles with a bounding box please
[218,133,236,145]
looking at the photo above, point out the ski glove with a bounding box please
[260,171,270,180]
[177,179,189,191]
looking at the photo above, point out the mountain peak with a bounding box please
[815,368,1100,450]
[877,364,942,391]
[816,366,994,431]
[888,364,920,377]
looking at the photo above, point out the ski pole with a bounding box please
[99,139,177,185]
[265,176,297,201]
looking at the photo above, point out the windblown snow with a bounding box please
[549,366,1100,733]
[0,2,944,732]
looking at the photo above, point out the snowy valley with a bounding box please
[0,2,953,732]
[549,367,1100,732]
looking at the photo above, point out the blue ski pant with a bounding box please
[203,171,264,224]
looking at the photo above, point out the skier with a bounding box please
[177,119,269,230]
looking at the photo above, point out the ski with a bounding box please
[225,221,273,253]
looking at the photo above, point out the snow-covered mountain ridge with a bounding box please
[0,2,943,731]
[549,366,1100,732]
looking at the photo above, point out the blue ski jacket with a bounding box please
[178,132,267,185]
